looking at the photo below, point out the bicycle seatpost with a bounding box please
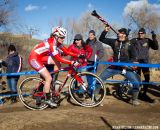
[52,72,59,82]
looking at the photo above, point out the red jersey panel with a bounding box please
[28,37,78,72]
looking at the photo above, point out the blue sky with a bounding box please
[17,0,160,39]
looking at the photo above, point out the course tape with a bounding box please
[0,70,38,76]
[0,62,160,77]
[105,80,160,85]
[0,66,94,76]
[97,61,160,68]
[0,62,159,101]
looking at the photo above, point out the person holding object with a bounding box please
[130,28,159,102]
[0,44,22,103]
[99,26,140,106]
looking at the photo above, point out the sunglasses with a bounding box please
[59,37,65,39]
[75,39,81,41]
[120,32,125,34]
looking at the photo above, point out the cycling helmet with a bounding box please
[52,26,67,37]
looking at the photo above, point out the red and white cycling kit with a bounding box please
[28,37,77,72]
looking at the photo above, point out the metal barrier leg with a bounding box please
[0,98,3,105]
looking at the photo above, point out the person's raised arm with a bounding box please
[99,26,116,47]
[148,32,159,50]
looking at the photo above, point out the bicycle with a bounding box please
[18,65,106,110]
[116,69,141,101]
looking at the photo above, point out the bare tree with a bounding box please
[27,26,39,39]
[124,0,160,34]
[123,1,160,63]
[0,0,16,29]
[66,11,105,41]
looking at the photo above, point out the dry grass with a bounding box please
[150,69,160,82]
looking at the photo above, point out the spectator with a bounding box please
[68,34,92,70]
[86,30,104,89]
[1,44,22,103]
[99,26,140,106]
[130,28,159,101]
[86,30,104,69]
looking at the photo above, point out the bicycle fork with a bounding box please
[74,74,87,91]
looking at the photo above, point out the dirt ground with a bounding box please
[0,85,160,130]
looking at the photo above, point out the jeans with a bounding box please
[99,67,140,92]
[7,77,19,92]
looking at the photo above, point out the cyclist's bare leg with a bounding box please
[39,67,57,107]
[39,67,52,93]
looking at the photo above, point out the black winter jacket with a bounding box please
[99,30,137,63]
[130,37,159,62]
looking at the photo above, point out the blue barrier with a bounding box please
[97,61,160,68]
[0,61,159,104]
[105,80,160,85]
[0,70,38,76]
[0,62,159,77]
[0,93,18,97]
[0,66,94,76]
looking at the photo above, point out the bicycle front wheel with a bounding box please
[69,72,106,107]
[18,77,48,110]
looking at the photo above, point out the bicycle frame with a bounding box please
[35,66,86,98]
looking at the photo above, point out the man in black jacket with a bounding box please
[130,28,159,100]
[99,26,140,106]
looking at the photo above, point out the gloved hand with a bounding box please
[78,54,86,59]
[151,31,156,39]
[132,62,139,71]
[131,66,138,71]
[71,61,80,68]
[105,25,110,32]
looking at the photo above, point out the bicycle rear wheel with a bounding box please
[69,72,106,107]
[18,77,48,110]
[117,79,132,100]
[116,73,141,100]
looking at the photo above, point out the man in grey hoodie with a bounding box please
[86,30,104,71]
[86,30,104,87]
